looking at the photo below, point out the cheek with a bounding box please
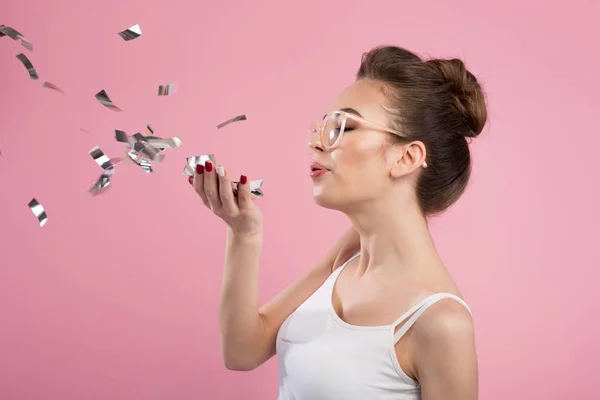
[331,136,385,173]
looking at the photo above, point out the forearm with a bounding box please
[218,227,265,369]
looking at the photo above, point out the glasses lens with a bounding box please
[322,112,343,148]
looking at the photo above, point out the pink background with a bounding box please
[1,0,599,399]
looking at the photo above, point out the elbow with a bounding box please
[221,346,261,371]
[222,355,260,371]
[223,358,259,371]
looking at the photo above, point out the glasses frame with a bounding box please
[313,110,405,149]
[310,110,428,168]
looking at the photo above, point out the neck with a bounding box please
[346,195,441,276]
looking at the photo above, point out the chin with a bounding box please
[312,186,344,210]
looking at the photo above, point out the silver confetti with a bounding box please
[114,129,176,174]
[144,124,154,136]
[217,114,247,129]
[232,179,264,198]
[95,89,122,112]
[0,25,22,39]
[16,53,38,80]
[118,24,142,41]
[0,25,32,51]
[19,37,32,51]
[158,84,176,96]
[88,146,118,195]
[27,198,47,227]
[42,81,64,94]
[144,136,182,150]
[89,167,115,195]
[89,145,114,169]
[182,154,216,176]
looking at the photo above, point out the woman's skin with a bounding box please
[189,78,478,400]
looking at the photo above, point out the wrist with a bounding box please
[227,226,263,243]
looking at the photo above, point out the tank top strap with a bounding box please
[391,293,471,344]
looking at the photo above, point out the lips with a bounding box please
[310,161,329,172]
[310,161,329,179]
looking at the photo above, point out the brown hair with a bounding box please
[357,46,488,215]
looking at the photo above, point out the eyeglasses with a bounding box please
[309,109,405,148]
[309,110,427,168]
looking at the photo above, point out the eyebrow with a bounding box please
[322,107,363,120]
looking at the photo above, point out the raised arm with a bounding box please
[188,161,360,371]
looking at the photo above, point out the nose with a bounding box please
[308,128,324,153]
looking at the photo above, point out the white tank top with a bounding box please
[276,252,471,400]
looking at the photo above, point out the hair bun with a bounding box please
[425,58,487,138]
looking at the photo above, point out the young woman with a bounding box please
[188,46,487,399]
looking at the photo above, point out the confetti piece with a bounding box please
[19,37,32,51]
[232,179,264,198]
[16,53,39,80]
[144,136,182,150]
[0,25,32,51]
[217,114,247,129]
[0,25,22,39]
[80,128,92,135]
[42,81,64,94]
[27,198,47,227]
[158,84,176,96]
[88,146,118,195]
[89,145,114,169]
[114,129,177,174]
[89,167,115,195]
[144,124,154,136]
[182,154,216,175]
[95,89,122,112]
[118,24,142,41]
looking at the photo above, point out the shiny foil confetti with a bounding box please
[16,53,39,80]
[89,146,118,195]
[114,129,178,173]
[42,81,64,94]
[118,24,142,41]
[232,179,264,198]
[158,84,176,96]
[217,114,247,129]
[27,198,48,227]
[90,167,115,195]
[0,25,32,50]
[182,154,216,175]
[95,89,122,112]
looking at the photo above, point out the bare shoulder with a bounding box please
[408,297,478,398]
[412,298,474,344]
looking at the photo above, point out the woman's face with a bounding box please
[309,79,405,211]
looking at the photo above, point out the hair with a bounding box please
[357,46,487,215]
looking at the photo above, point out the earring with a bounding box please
[422,161,428,168]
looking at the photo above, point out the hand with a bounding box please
[189,161,263,236]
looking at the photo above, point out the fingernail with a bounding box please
[188,176,193,184]
[205,161,213,172]
[240,175,247,185]
[217,166,225,177]
[195,164,204,174]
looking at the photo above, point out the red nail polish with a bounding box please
[195,163,204,174]
[205,161,213,172]
[188,176,193,184]
[240,175,247,185]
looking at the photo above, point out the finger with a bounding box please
[217,166,238,215]
[192,164,210,207]
[203,161,222,209]
[236,174,253,211]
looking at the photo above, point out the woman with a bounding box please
[188,46,487,399]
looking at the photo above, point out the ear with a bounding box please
[389,140,427,178]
